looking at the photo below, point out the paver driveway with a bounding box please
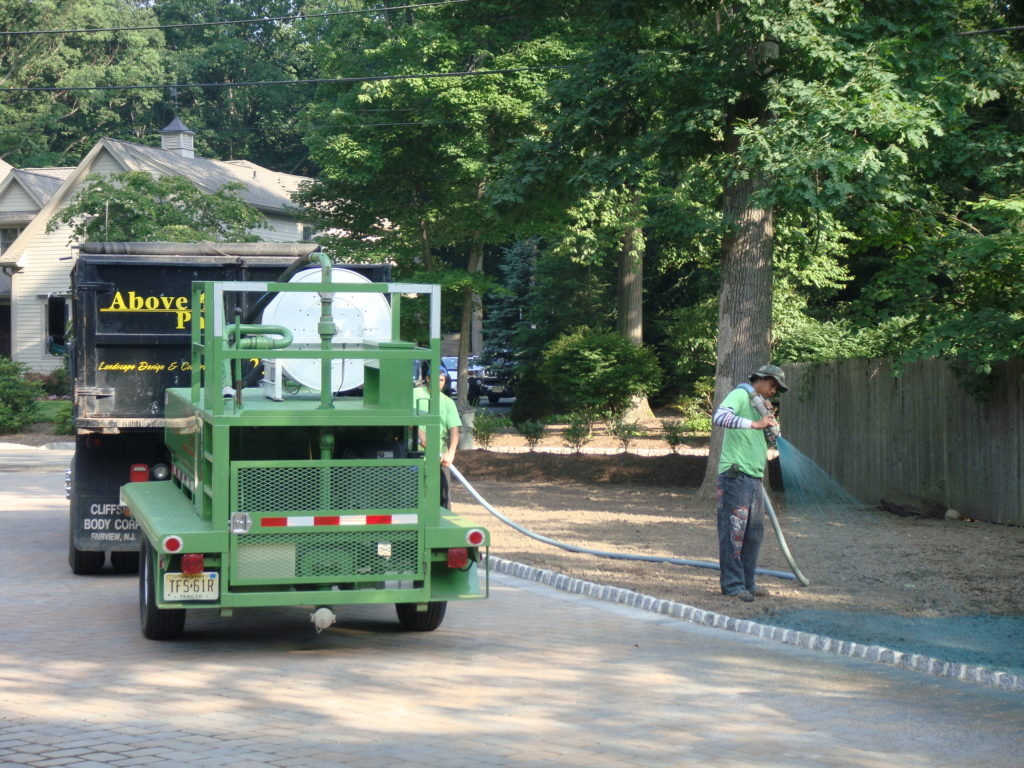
[1,468,1021,768]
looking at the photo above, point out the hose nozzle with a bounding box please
[750,392,780,447]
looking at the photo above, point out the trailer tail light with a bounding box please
[181,553,205,575]
[162,535,183,554]
[466,529,485,547]
[129,463,149,482]
[151,463,170,481]
[447,548,469,569]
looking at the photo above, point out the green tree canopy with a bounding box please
[0,0,166,166]
[48,170,266,242]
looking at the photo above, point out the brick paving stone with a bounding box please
[1,468,1023,768]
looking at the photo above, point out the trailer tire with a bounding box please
[111,550,139,574]
[68,524,105,575]
[395,601,446,631]
[140,540,185,640]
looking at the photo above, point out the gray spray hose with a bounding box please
[449,464,799,582]
[761,485,810,586]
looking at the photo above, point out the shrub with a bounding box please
[509,367,556,423]
[662,420,688,453]
[609,417,645,452]
[471,410,509,449]
[53,401,74,435]
[684,413,712,433]
[674,381,714,434]
[540,328,661,423]
[562,413,592,453]
[514,419,545,451]
[0,357,42,433]
[28,366,71,397]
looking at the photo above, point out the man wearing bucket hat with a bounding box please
[711,364,788,601]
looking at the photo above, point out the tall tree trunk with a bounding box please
[697,39,778,499]
[617,222,654,422]
[697,169,774,497]
[457,237,484,410]
[457,179,487,409]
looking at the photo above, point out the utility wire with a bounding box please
[958,24,1024,36]
[0,66,568,94]
[0,0,471,37]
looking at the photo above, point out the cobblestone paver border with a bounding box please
[487,555,1024,693]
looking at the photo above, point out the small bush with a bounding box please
[540,328,662,423]
[674,382,713,435]
[562,413,592,453]
[471,410,509,449]
[514,419,545,451]
[29,366,71,397]
[662,420,688,453]
[609,417,645,452]
[53,401,74,435]
[683,413,712,433]
[0,357,42,433]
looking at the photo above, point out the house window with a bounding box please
[301,225,314,242]
[0,227,22,256]
[46,295,68,355]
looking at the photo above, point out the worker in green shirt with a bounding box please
[414,364,461,508]
[711,364,788,602]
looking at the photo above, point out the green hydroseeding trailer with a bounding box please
[72,243,488,639]
[68,242,331,574]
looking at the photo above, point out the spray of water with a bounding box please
[775,436,862,515]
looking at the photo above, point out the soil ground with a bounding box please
[7,415,1023,675]
[450,417,1024,676]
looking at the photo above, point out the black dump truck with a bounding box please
[67,241,387,574]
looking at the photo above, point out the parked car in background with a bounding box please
[441,355,485,400]
[479,352,517,404]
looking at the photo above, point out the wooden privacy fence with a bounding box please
[780,358,1023,525]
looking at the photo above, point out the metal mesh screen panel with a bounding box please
[235,530,421,581]
[236,464,420,513]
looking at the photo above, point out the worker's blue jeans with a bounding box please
[716,469,765,595]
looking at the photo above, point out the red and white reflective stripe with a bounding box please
[260,514,418,528]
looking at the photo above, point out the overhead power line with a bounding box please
[0,0,470,37]
[0,66,568,94]
[957,24,1024,36]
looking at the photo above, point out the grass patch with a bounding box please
[34,399,68,423]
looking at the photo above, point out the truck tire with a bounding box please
[68,523,105,575]
[140,540,185,640]
[396,601,447,631]
[111,550,140,574]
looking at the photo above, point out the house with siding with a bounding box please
[0,118,311,372]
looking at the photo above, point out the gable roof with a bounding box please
[0,167,75,225]
[101,138,304,213]
[0,138,309,266]
[10,167,76,207]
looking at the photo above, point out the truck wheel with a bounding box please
[140,541,185,640]
[68,525,105,575]
[396,601,447,631]
[111,551,139,574]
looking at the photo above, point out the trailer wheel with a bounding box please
[395,601,447,631]
[111,551,139,574]
[140,540,185,640]
[68,524,105,575]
